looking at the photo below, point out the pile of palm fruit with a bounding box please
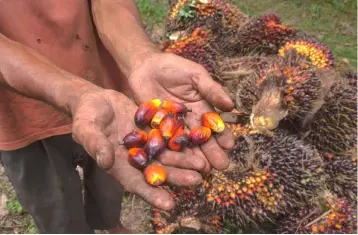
[151,0,357,233]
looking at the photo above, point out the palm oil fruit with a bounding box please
[168,128,189,151]
[162,100,191,116]
[119,130,147,149]
[151,109,169,129]
[189,126,212,145]
[144,165,167,186]
[144,129,166,160]
[134,99,163,127]
[128,148,149,169]
[202,112,225,133]
[159,113,184,140]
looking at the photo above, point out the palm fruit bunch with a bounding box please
[150,128,326,232]
[165,0,248,36]
[162,27,217,74]
[322,152,357,205]
[213,56,272,101]
[119,98,225,186]
[220,14,297,56]
[304,73,357,156]
[277,192,357,234]
[152,186,224,234]
[278,37,335,69]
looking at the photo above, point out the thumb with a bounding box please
[72,122,115,170]
[193,68,235,111]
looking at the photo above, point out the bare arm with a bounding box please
[91,0,160,78]
[0,33,101,115]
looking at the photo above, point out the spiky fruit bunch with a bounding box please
[305,73,357,155]
[323,152,357,204]
[163,28,217,74]
[152,186,223,234]
[278,194,357,234]
[166,0,248,35]
[229,131,325,221]
[221,14,296,55]
[235,54,337,133]
[278,39,334,69]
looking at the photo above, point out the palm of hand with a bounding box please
[71,90,205,210]
[129,53,235,171]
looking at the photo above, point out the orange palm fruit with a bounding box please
[189,126,211,145]
[162,100,191,115]
[128,148,149,169]
[134,99,162,127]
[201,112,225,133]
[118,130,147,149]
[168,128,189,151]
[159,113,184,140]
[150,109,169,129]
[144,129,166,160]
[143,165,167,186]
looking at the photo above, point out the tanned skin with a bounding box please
[0,0,235,232]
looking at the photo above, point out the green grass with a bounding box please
[137,0,357,69]
[6,195,25,214]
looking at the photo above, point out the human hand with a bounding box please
[128,52,236,172]
[71,89,205,210]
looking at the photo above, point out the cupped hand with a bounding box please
[71,89,205,210]
[128,52,236,171]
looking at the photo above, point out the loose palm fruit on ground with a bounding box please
[128,148,149,170]
[118,130,147,149]
[144,165,167,186]
[159,113,184,140]
[151,109,169,129]
[168,128,190,151]
[135,99,163,127]
[189,126,211,145]
[162,100,191,116]
[201,112,225,133]
[144,129,166,160]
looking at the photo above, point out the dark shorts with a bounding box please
[0,134,124,233]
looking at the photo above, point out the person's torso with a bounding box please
[0,0,130,150]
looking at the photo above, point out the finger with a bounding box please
[191,68,235,112]
[150,161,203,187]
[214,125,236,150]
[185,109,231,171]
[156,149,206,172]
[108,147,175,211]
[183,147,211,173]
[72,121,115,171]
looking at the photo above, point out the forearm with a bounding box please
[0,33,101,115]
[91,0,160,77]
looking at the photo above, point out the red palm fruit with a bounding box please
[151,109,169,129]
[144,129,166,160]
[162,100,191,115]
[168,128,189,151]
[202,112,225,133]
[189,126,212,145]
[134,99,162,127]
[144,165,167,186]
[118,130,147,149]
[159,113,184,140]
[128,148,149,169]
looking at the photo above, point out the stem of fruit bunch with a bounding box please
[304,209,332,228]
